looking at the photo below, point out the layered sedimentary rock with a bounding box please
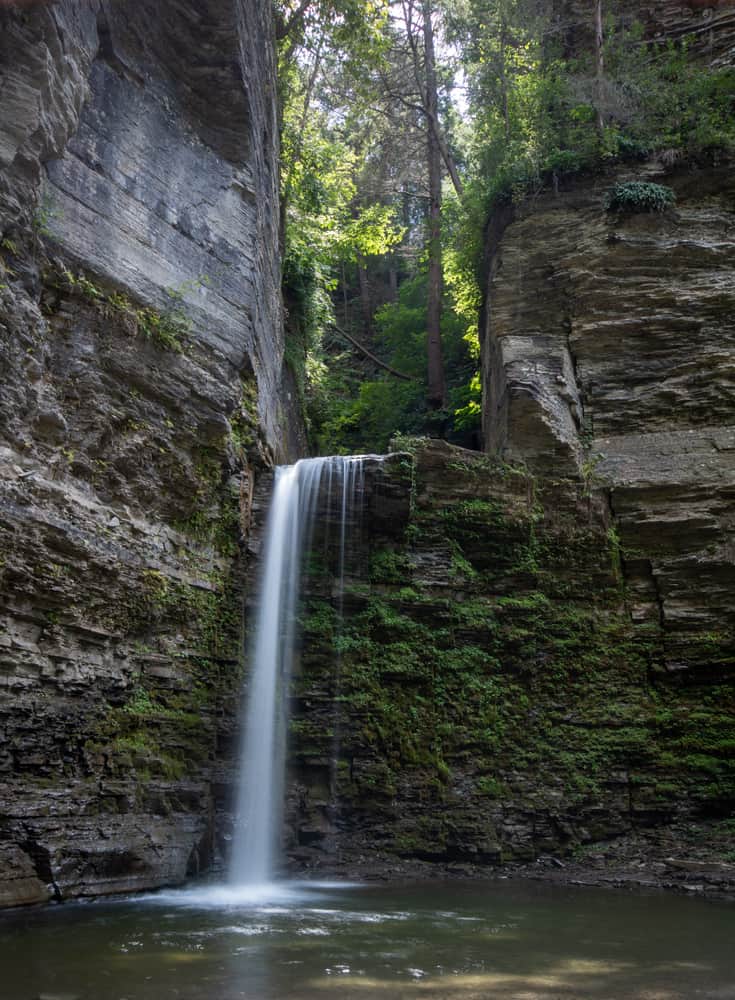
[559,0,735,67]
[285,440,734,871]
[284,5,735,868]
[0,0,297,906]
[480,158,735,683]
[1,0,297,454]
[466,0,735,869]
[476,0,735,705]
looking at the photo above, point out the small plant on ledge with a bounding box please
[604,182,676,214]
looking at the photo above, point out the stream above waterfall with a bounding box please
[2,878,734,1000]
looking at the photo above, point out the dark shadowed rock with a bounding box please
[0,0,301,907]
[481,158,735,678]
[284,441,735,878]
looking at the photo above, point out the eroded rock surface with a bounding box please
[0,0,298,906]
[481,158,735,682]
[558,0,735,67]
[285,441,734,875]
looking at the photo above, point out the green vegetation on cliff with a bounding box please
[275,0,735,455]
[288,442,735,863]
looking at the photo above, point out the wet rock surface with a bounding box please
[285,441,735,891]
[0,0,297,907]
[291,821,735,900]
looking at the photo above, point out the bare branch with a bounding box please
[276,0,314,41]
[331,325,418,381]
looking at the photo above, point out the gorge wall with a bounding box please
[475,4,735,861]
[285,435,733,882]
[481,157,735,686]
[559,0,735,66]
[0,0,298,907]
[1,0,733,911]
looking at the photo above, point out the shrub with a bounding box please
[604,181,676,213]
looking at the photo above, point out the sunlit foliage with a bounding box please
[278,0,735,453]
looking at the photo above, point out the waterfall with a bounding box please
[230,455,373,887]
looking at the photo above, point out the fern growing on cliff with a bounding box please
[604,181,676,213]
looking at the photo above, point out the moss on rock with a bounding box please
[287,440,735,866]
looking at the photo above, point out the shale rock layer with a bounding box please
[285,441,734,870]
[481,159,735,682]
[0,0,296,906]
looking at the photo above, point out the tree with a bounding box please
[365,0,465,407]
[421,0,446,407]
[275,0,407,405]
[594,0,604,133]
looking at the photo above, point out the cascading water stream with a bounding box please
[230,455,375,888]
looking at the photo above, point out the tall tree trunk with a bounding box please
[357,254,373,339]
[341,262,350,327]
[388,258,399,302]
[401,0,464,199]
[423,0,445,409]
[595,0,605,134]
[500,17,511,140]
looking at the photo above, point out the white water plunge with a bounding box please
[230,455,373,887]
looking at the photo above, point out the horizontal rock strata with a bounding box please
[0,0,296,906]
[285,441,734,868]
[481,158,735,680]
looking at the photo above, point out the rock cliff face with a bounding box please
[0,0,298,907]
[480,159,735,681]
[460,12,735,873]
[559,0,735,66]
[285,440,734,881]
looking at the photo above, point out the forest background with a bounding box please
[275,0,735,455]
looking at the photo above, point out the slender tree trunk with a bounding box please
[433,118,464,200]
[332,324,416,381]
[595,0,605,134]
[401,0,463,199]
[500,17,510,140]
[388,258,399,302]
[341,262,349,327]
[423,0,445,409]
[357,254,373,339]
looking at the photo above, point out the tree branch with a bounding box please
[389,3,465,199]
[330,325,417,381]
[276,0,313,40]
